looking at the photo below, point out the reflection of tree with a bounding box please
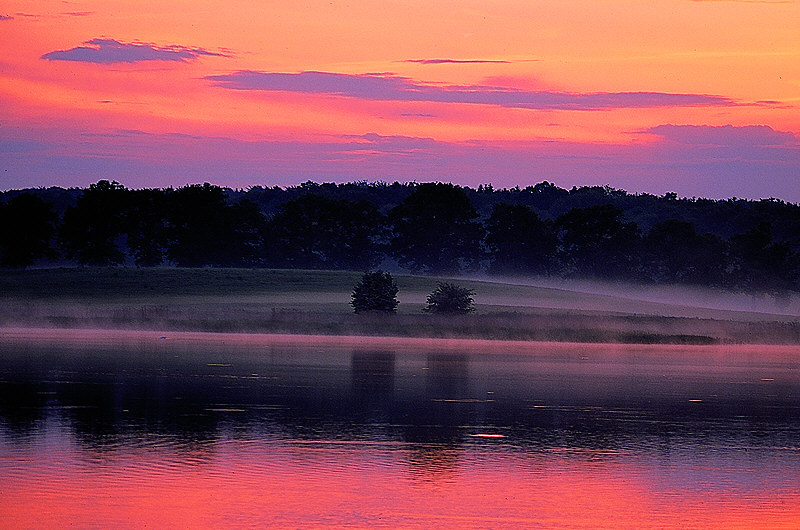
[351,351,395,401]
[350,350,397,431]
[400,354,473,475]
[5,342,798,471]
[58,373,221,451]
[425,354,470,399]
[0,379,49,438]
[0,344,222,451]
[405,444,462,480]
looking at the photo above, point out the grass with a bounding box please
[1,267,798,344]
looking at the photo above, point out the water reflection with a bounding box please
[1,341,800,455]
[1,337,800,526]
[351,350,395,406]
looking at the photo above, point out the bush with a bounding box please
[423,282,474,314]
[351,270,399,313]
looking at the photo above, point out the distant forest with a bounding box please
[1,180,798,293]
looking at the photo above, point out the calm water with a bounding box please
[1,332,799,528]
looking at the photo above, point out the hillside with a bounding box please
[2,268,798,344]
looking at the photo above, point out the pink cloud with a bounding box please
[206,71,738,110]
[401,59,513,64]
[42,38,230,64]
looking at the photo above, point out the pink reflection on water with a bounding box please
[2,440,800,528]
[2,328,800,528]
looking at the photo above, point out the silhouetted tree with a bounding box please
[126,188,168,266]
[485,203,556,275]
[729,222,798,292]
[351,270,399,313]
[555,204,641,278]
[227,198,266,267]
[2,179,798,293]
[0,193,57,267]
[166,184,230,266]
[389,183,483,274]
[166,183,264,267]
[526,181,570,212]
[60,180,128,265]
[643,219,727,286]
[423,282,475,314]
[264,193,386,270]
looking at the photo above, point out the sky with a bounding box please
[1,0,798,201]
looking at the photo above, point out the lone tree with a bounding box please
[423,282,475,314]
[351,270,399,313]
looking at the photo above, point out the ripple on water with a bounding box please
[2,339,800,527]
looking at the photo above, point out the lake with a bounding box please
[1,330,799,528]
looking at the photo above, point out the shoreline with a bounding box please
[3,326,800,356]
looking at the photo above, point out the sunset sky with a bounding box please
[1,1,798,200]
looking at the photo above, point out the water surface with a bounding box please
[1,331,799,528]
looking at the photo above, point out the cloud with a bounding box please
[637,124,800,199]
[41,38,228,64]
[403,58,512,64]
[206,70,737,110]
[0,14,12,20]
[646,124,798,147]
[689,1,790,3]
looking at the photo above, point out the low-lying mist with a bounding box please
[468,274,800,319]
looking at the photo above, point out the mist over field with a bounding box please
[1,268,797,345]
[475,275,800,319]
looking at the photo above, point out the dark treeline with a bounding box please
[1,180,799,293]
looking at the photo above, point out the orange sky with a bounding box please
[1,0,798,199]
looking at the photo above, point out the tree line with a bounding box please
[1,180,798,293]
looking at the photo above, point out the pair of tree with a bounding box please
[351,271,474,314]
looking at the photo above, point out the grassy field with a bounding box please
[1,267,798,344]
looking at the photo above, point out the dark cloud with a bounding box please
[403,58,512,64]
[206,70,738,110]
[41,38,229,64]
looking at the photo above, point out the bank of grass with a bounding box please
[1,267,798,344]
